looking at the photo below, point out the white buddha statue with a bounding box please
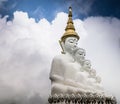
[85,65,104,93]
[49,6,104,96]
[49,6,82,95]
[50,36,80,95]
[73,52,96,92]
[81,60,91,72]
[95,75,101,83]
[73,47,86,67]
[73,48,87,82]
[73,53,103,93]
[93,75,104,93]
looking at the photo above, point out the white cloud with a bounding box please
[0,11,120,103]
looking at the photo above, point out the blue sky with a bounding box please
[0,0,120,21]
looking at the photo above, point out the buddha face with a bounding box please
[95,76,101,83]
[89,69,96,77]
[83,60,91,69]
[64,37,78,54]
[74,48,86,63]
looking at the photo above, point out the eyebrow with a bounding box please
[69,39,77,41]
[68,39,74,41]
[74,39,77,41]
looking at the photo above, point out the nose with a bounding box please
[74,42,77,46]
[74,44,77,48]
[73,41,77,48]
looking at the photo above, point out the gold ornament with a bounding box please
[61,6,80,42]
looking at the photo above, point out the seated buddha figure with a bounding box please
[73,48,87,83]
[73,51,96,93]
[84,62,104,93]
[49,6,91,95]
[93,75,104,93]
[50,37,92,94]
[85,63,104,93]
[73,50,104,94]
[50,36,79,95]
[73,47,86,66]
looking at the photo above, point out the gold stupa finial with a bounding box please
[61,6,80,42]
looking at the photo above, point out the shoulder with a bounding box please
[53,54,67,62]
[52,54,74,64]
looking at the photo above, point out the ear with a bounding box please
[59,40,66,54]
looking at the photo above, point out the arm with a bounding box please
[50,74,64,83]
[50,56,65,83]
[64,78,85,88]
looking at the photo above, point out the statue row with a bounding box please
[49,6,116,104]
[50,36,104,95]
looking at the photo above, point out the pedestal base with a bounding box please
[48,93,117,104]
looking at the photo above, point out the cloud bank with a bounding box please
[0,11,120,103]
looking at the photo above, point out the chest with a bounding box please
[64,62,81,79]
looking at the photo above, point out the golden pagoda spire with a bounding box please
[61,6,80,42]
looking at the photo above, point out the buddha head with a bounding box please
[89,69,96,78]
[60,36,78,54]
[73,48,86,64]
[83,60,91,70]
[59,7,79,54]
[95,76,101,83]
[64,37,78,53]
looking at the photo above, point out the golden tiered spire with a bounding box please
[61,7,80,42]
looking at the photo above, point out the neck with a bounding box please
[65,52,72,56]
[65,52,74,62]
